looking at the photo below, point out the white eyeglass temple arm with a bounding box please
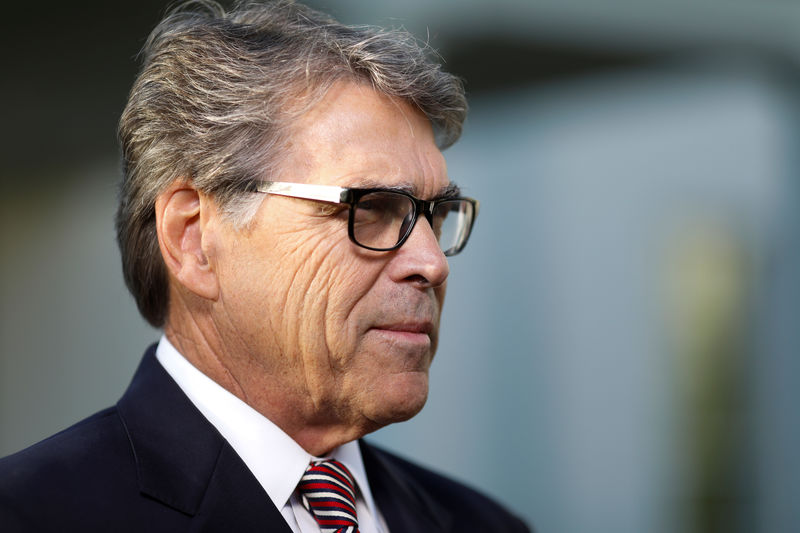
[256,181,347,203]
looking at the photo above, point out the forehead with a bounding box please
[280,81,449,196]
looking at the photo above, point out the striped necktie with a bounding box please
[298,459,360,533]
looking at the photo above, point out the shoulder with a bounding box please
[361,441,532,532]
[0,407,142,530]
[0,406,131,483]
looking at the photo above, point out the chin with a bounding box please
[368,372,430,426]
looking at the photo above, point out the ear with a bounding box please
[155,181,219,301]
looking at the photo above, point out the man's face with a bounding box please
[207,82,451,440]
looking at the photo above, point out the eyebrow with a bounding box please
[351,180,461,199]
[437,183,462,199]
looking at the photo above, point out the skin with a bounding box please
[155,81,451,456]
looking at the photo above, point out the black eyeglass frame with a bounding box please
[253,181,479,256]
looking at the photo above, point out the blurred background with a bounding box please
[2,1,800,531]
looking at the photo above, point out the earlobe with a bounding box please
[155,182,220,300]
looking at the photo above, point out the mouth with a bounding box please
[370,322,434,345]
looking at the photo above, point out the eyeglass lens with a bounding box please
[351,191,473,255]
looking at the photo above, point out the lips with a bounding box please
[367,320,435,349]
[371,321,434,335]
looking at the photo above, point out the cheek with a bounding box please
[320,258,385,354]
[281,240,384,355]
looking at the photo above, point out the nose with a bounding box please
[387,216,450,287]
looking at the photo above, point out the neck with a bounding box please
[163,306,378,458]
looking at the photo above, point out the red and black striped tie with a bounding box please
[298,459,360,533]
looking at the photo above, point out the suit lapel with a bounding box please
[189,444,292,532]
[117,347,290,532]
[360,440,452,532]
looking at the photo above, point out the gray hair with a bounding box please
[116,0,467,328]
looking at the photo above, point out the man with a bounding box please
[0,1,529,531]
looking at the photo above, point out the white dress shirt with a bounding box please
[155,336,389,533]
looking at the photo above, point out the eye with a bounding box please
[357,199,379,211]
[355,192,410,222]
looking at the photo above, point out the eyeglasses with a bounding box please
[253,181,479,256]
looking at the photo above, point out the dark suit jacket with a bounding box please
[0,346,530,532]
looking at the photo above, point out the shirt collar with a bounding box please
[155,335,379,518]
[326,439,378,518]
